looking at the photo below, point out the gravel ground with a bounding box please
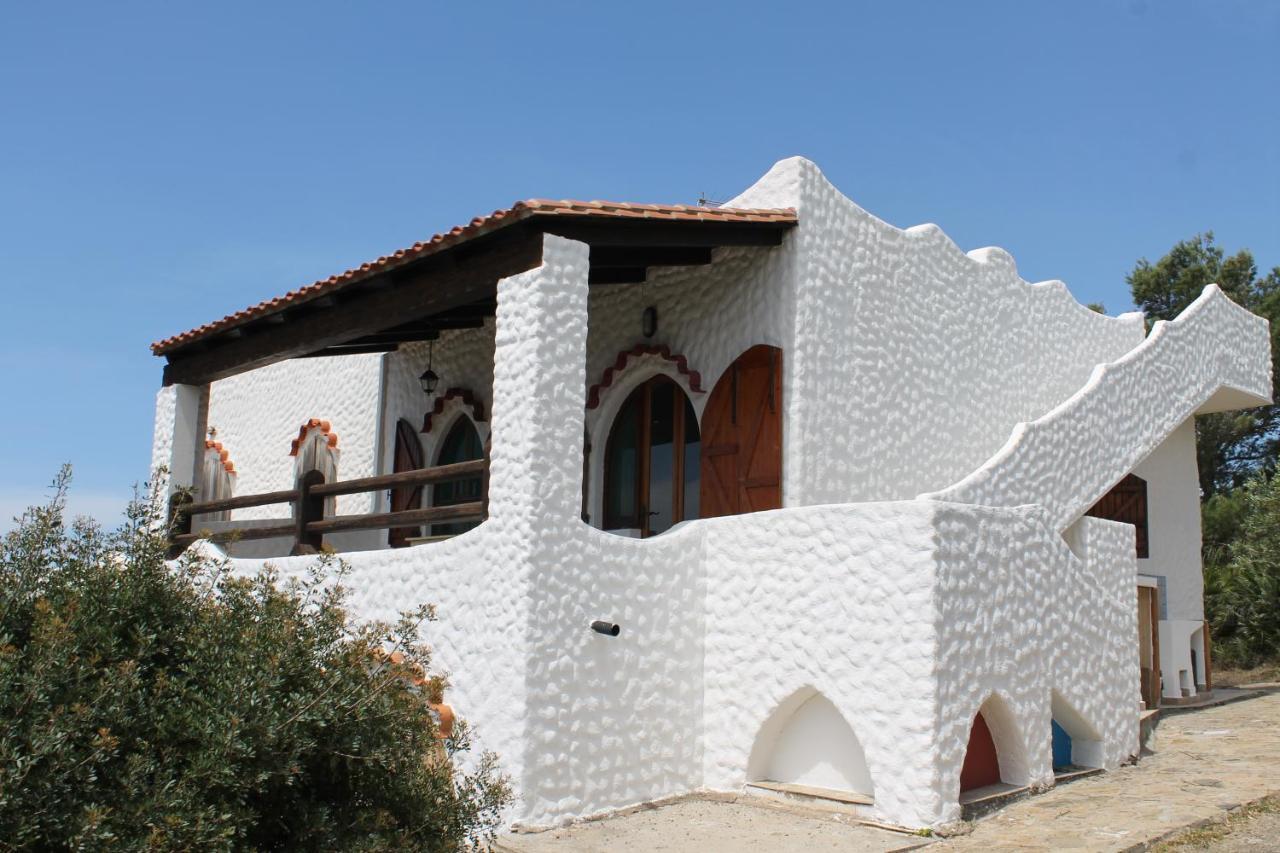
[496,798,927,853]
[1152,796,1280,851]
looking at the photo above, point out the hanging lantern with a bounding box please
[419,341,439,395]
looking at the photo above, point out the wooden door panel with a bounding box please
[699,345,782,519]
[389,419,425,547]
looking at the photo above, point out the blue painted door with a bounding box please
[1051,720,1073,769]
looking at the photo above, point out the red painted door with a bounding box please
[959,711,1002,792]
[700,345,783,519]
[389,419,424,547]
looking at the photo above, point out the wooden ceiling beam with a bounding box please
[540,218,791,248]
[590,246,713,268]
[589,267,647,285]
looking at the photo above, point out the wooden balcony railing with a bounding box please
[167,458,488,557]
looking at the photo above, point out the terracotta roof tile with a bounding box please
[152,199,796,356]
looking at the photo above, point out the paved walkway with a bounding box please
[937,690,1280,852]
[497,690,1280,853]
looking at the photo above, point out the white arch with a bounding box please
[1050,689,1103,769]
[972,692,1032,786]
[747,687,874,798]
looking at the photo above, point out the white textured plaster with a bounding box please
[724,156,1149,507]
[927,285,1272,531]
[150,157,1271,831]
[150,384,202,495]
[1133,420,1205,622]
[204,354,385,519]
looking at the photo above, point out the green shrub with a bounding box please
[1205,472,1280,669]
[0,469,510,850]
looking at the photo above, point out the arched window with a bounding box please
[603,375,700,537]
[432,417,484,537]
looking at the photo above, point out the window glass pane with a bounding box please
[682,397,700,521]
[647,381,675,534]
[605,389,641,528]
[433,419,484,536]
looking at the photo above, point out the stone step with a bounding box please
[745,779,874,811]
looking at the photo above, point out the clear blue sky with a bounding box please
[1,1,1276,529]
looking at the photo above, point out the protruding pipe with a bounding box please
[591,620,620,637]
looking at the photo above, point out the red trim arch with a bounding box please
[422,387,487,433]
[289,419,339,456]
[586,344,704,410]
[204,440,236,475]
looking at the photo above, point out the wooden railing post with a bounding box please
[292,469,327,556]
[167,491,194,559]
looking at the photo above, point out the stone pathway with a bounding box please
[496,690,1280,853]
[936,690,1280,852]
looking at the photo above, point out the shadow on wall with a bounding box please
[747,687,875,798]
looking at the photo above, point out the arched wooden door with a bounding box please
[700,345,782,519]
[959,712,1001,792]
[389,419,424,548]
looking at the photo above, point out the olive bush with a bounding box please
[0,469,510,850]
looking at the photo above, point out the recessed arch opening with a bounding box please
[960,693,1030,794]
[747,688,874,800]
[1049,690,1104,771]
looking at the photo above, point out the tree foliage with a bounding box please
[0,469,510,850]
[1127,233,1280,497]
[1204,472,1280,668]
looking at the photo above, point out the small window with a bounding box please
[1086,474,1148,558]
[603,376,700,537]
[432,418,484,537]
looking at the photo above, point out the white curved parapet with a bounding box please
[923,284,1272,531]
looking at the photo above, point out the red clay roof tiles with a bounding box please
[151,199,796,356]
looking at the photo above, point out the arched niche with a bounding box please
[960,693,1029,793]
[1050,690,1103,771]
[747,688,874,799]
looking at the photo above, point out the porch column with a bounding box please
[487,234,590,529]
[150,383,207,496]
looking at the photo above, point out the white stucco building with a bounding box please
[150,158,1272,829]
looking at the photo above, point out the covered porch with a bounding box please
[152,199,796,556]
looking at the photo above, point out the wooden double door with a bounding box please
[601,344,783,536]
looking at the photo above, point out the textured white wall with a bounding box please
[1133,419,1205,622]
[724,157,1148,506]
[700,501,942,826]
[204,354,385,519]
[927,284,1272,530]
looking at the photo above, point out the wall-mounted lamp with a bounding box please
[641,306,658,339]
[419,341,439,395]
[590,620,621,637]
